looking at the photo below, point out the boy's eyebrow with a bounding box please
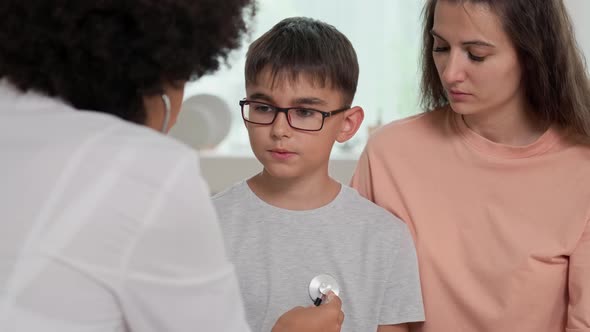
[248,94,328,107]
[291,97,327,106]
[248,93,275,103]
[430,29,495,47]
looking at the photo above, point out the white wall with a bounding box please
[566,0,590,64]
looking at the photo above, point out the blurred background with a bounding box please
[168,0,590,194]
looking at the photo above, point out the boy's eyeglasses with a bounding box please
[239,99,350,132]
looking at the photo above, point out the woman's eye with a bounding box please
[433,45,449,52]
[468,52,485,62]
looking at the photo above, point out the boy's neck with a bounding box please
[247,171,341,211]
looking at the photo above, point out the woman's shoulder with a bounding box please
[81,111,195,158]
[62,111,200,180]
[558,131,590,161]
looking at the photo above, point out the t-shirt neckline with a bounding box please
[451,110,560,159]
[242,180,345,216]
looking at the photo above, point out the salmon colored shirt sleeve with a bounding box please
[568,219,590,331]
[351,109,590,332]
[351,148,374,198]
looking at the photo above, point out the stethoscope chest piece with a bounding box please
[308,274,340,306]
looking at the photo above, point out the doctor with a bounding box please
[0,1,343,332]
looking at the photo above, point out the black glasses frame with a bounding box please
[239,99,350,132]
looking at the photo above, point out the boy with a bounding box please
[213,17,424,332]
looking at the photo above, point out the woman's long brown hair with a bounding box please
[420,0,590,142]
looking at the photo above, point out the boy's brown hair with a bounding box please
[245,17,359,106]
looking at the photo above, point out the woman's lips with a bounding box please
[448,90,472,102]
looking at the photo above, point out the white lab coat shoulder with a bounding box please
[0,81,250,332]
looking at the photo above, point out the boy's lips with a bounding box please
[268,149,297,160]
[269,148,294,154]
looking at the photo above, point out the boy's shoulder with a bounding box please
[211,180,256,219]
[212,180,248,203]
[338,185,409,236]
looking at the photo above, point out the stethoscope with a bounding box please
[160,94,171,133]
[308,274,340,306]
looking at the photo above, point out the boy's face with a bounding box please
[245,69,358,180]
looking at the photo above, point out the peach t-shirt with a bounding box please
[351,108,590,332]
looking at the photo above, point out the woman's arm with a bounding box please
[377,324,409,332]
[567,219,590,330]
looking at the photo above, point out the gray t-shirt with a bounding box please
[213,181,424,332]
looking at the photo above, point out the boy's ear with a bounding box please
[336,106,364,143]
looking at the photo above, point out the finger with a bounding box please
[285,305,306,313]
[323,291,342,307]
[338,310,345,325]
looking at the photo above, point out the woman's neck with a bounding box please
[461,100,547,146]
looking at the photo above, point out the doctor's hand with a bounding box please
[271,291,344,332]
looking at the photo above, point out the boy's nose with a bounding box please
[270,111,292,138]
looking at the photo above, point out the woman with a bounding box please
[0,1,343,331]
[352,0,590,331]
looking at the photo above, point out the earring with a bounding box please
[161,94,171,133]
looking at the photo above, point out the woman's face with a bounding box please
[143,81,186,133]
[431,1,525,117]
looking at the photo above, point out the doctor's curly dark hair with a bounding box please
[0,0,255,124]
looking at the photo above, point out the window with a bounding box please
[185,0,424,158]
